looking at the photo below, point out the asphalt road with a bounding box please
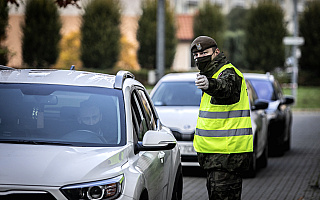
[182,111,320,200]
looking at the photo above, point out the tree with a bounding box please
[80,0,121,69]
[137,0,177,70]
[21,0,61,68]
[115,36,140,71]
[224,7,249,69]
[299,1,320,85]
[0,0,9,65]
[244,1,286,71]
[227,7,248,32]
[223,30,247,69]
[54,31,81,69]
[193,1,226,48]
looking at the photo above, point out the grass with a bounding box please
[283,86,320,110]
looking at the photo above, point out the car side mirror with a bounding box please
[252,99,269,111]
[281,95,295,105]
[135,130,177,153]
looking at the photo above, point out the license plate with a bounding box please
[179,142,197,155]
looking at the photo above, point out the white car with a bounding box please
[150,73,201,166]
[150,72,269,177]
[0,69,182,200]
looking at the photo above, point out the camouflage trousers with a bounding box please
[197,153,251,200]
[206,169,242,200]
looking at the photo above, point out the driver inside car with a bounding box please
[77,101,104,137]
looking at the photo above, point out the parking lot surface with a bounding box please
[182,111,320,200]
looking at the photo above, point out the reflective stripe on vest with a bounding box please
[193,63,253,154]
[196,128,253,137]
[199,110,250,119]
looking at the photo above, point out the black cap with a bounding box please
[191,36,217,53]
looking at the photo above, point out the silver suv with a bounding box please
[0,68,182,200]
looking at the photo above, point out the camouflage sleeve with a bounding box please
[203,68,238,98]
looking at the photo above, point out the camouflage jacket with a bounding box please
[200,52,242,105]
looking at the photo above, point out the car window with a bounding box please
[249,79,276,101]
[136,89,157,130]
[131,92,147,141]
[245,80,258,107]
[151,81,202,106]
[131,88,157,141]
[246,81,253,106]
[0,83,126,147]
[273,80,283,100]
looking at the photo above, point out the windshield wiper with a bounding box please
[0,139,74,146]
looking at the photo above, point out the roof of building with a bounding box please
[176,15,194,41]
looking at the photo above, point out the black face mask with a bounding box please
[195,54,213,71]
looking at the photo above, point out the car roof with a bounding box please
[158,72,198,82]
[0,69,136,89]
[243,72,274,82]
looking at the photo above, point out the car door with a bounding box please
[246,81,268,159]
[272,80,292,142]
[130,86,172,200]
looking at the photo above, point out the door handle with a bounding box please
[158,151,165,163]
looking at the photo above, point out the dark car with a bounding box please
[244,73,295,156]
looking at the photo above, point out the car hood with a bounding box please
[155,106,199,134]
[0,143,128,186]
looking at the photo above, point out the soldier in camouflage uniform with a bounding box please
[191,36,253,200]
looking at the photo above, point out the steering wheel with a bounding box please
[62,130,107,143]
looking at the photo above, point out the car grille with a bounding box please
[171,130,194,141]
[0,193,57,200]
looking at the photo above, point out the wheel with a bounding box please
[171,165,183,200]
[62,130,106,143]
[258,140,268,168]
[139,189,149,200]
[284,131,291,151]
[268,136,284,157]
[243,142,257,178]
[284,120,292,151]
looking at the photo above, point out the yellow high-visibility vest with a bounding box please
[193,63,253,154]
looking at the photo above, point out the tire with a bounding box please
[284,131,291,151]
[258,140,268,168]
[139,189,148,200]
[171,165,183,200]
[284,120,292,151]
[243,147,257,178]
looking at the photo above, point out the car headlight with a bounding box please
[266,111,277,120]
[61,174,124,200]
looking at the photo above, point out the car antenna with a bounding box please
[70,65,75,70]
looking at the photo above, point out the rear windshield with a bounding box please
[0,83,125,147]
[151,81,202,106]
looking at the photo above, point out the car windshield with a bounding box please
[151,81,202,106]
[249,79,276,101]
[0,83,125,147]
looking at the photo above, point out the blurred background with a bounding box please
[1,0,319,110]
